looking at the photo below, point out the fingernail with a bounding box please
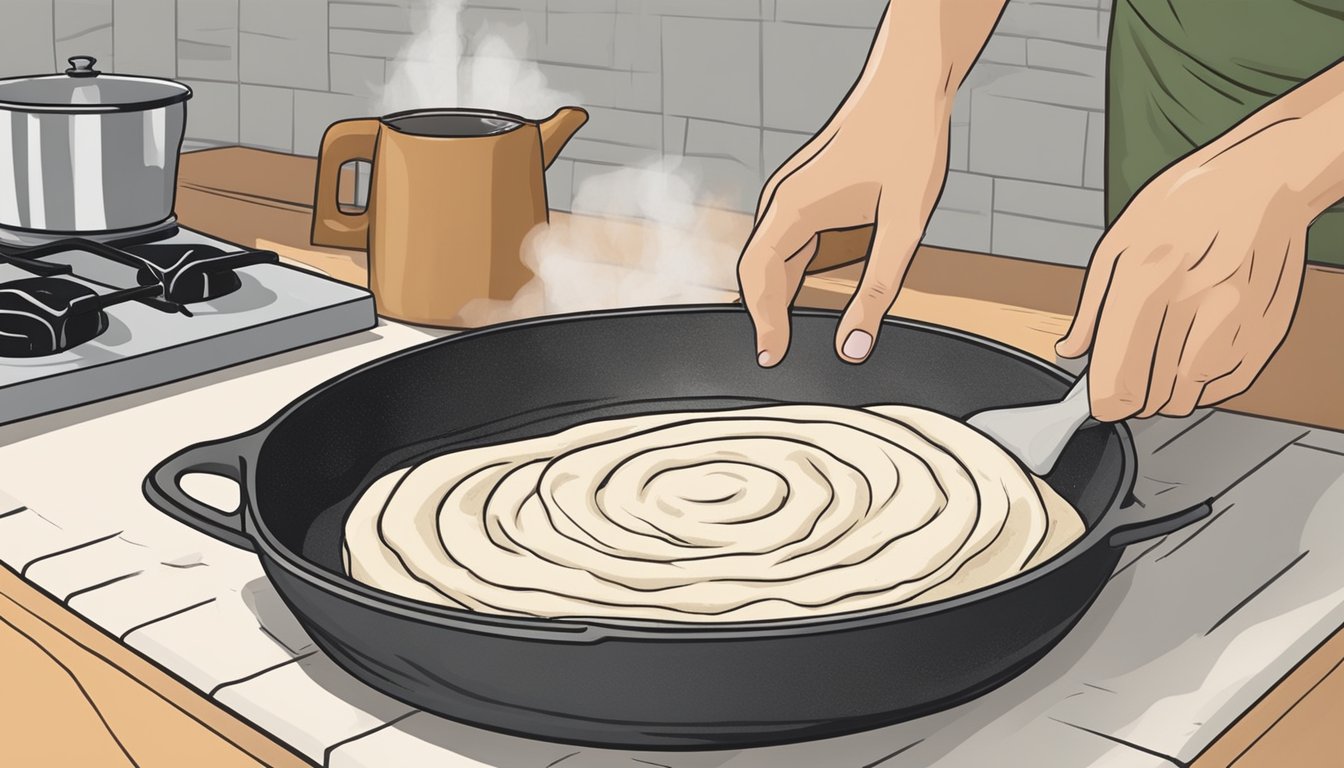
[757,350,775,367]
[841,330,873,361]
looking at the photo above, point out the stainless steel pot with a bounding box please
[0,56,191,241]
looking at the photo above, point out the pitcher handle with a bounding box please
[312,118,380,250]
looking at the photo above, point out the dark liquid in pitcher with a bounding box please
[383,110,521,138]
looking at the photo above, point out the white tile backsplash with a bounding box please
[0,0,1118,265]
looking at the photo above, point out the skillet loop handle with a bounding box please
[1105,497,1215,549]
[143,436,255,551]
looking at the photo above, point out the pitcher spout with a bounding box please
[538,107,589,168]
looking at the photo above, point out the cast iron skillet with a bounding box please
[144,306,1210,750]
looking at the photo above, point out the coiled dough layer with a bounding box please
[344,404,1085,622]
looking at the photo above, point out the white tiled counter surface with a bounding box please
[1,321,1342,768]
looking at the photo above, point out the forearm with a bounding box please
[803,1,1010,274]
[851,0,1010,116]
[1191,57,1344,220]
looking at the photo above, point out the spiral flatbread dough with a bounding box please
[343,404,1085,622]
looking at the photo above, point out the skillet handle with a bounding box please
[143,434,257,551]
[1104,497,1215,549]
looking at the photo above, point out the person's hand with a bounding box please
[737,92,950,367]
[1055,141,1311,421]
[736,0,1012,367]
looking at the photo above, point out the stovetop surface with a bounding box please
[0,227,375,423]
[0,257,362,381]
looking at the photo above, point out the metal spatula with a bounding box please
[968,373,1092,476]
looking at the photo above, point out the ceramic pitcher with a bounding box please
[311,106,588,326]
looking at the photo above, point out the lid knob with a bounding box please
[65,56,100,78]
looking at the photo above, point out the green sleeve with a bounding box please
[1107,0,1344,266]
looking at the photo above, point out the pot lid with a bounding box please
[0,56,192,113]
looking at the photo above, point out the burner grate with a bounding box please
[0,237,279,356]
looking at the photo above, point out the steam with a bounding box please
[378,1,572,120]
[378,0,741,324]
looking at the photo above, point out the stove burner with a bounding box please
[0,277,161,357]
[123,244,277,303]
[0,239,279,311]
[0,237,281,356]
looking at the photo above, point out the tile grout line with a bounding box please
[209,649,318,698]
[1212,434,1312,499]
[1294,441,1344,458]
[118,596,217,643]
[1049,718,1189,767]
[320,709,417,767]
[1147,410,1215,456]
[64,569,143,605]
[20,530,124,579]
[1206,551,1312,636]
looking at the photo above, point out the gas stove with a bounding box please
[0,227,375,426]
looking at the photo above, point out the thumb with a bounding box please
[1056,243,1121,359]
[834,214,918,363]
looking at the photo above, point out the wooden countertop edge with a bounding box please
[1191,623,1344,767]
[0,563,311,767]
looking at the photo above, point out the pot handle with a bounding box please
[311,118,379,251]
[1103,497,1215,549]
[143,434,257,551]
